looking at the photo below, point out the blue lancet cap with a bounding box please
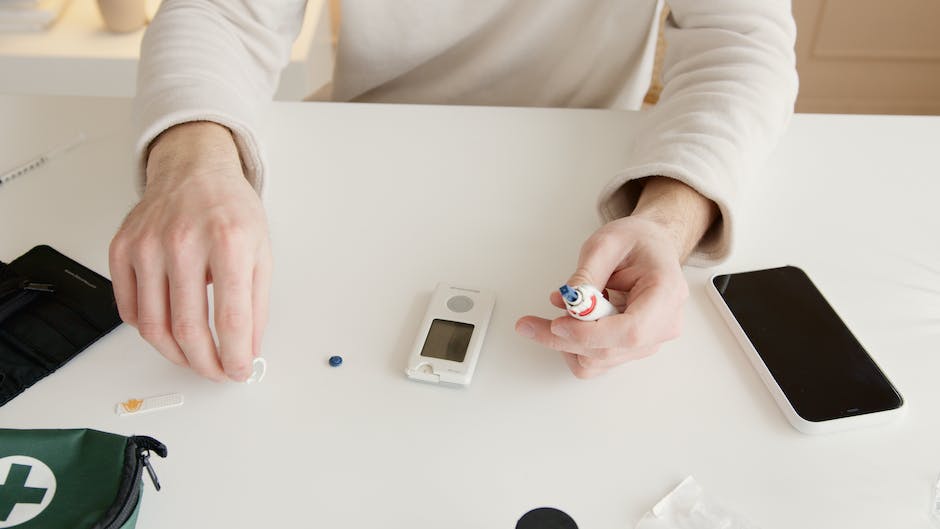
[559,285,579,304]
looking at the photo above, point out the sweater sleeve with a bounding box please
[596,0,798,266]
[133,0,307,194]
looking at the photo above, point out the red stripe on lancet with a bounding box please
[577,295,597,317]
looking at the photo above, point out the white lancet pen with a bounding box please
[0,133,87,186]
[559,284,620,321]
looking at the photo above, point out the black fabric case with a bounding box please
[0,245,121,407]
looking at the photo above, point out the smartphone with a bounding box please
[707,265,903,434]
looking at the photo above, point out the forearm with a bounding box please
[630,177,719,262]
[597,2,796,265]
[145,122,242,189]
[135,0,307,195]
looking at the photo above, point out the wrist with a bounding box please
[145,121,243,189]
[630,176,718,262]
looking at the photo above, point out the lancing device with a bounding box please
[559,284,620,321]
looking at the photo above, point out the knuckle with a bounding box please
[645,271,671,289]
[217,274,250,292]
[212,222,250,253]
[171,318,203,344]
[163,224,197,254]
[218,309,248,331]
[131,237,160,263]
[582,328,605,350]
[165,250,199,276]
[661,275,688,302]
[137,319,168,343]
[583,230,616,254]
[623,324,644,349]
[653,271,689,301]
[549,334,569,352]
[109,234,129,262]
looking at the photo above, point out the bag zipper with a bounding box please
[0,279,54,324]
[101,436,167,529]
[0,278,55,297]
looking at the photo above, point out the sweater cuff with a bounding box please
[133,102,265,197]
[596,163,734,267]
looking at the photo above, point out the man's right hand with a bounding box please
[109,121,272,382]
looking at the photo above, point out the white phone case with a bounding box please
[706,274,904,434]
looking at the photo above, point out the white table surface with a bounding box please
[0,95,938,529]
[0,0,333,100]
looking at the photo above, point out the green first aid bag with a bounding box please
[0,429,166,529]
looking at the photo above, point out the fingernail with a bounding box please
[515,322,535,339]
[227,368,248,382]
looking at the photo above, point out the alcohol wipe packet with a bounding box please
[635,476,760,529]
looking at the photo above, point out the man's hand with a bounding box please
[515,177,718,378]
[109,122,272,382]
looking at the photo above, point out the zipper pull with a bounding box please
[0,278,55,297]
[24,282,55,293]
[141,451,162,491]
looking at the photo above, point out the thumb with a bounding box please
[565,229,634,290]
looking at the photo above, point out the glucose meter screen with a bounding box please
[420,319,474,362]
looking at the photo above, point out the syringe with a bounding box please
[0,133,87,186]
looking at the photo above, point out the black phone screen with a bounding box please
[713,266,902,422]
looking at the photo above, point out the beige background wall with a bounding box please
[326,1,940,115]
[793,0,940,115]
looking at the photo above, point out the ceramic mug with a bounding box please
[97,0,149,33]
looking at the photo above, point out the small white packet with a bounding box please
[115,393,184,416]
[635,476,760,529]
[930,473,940,528]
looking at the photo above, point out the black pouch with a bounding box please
[0,245,121,407]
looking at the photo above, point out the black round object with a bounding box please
[515,507,578,529]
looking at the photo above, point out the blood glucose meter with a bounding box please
[405,283,496,387]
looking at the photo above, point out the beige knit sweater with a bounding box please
[135,0,798,264]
